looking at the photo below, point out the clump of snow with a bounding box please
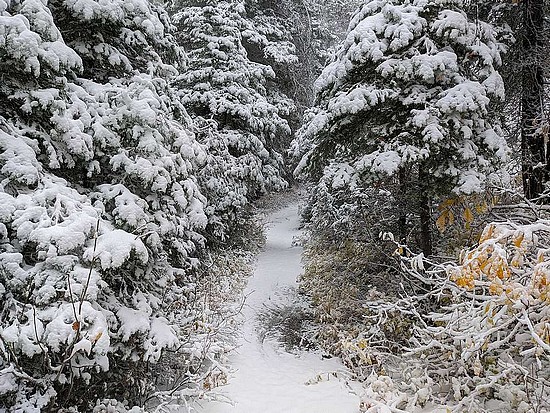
[85,229,148,270]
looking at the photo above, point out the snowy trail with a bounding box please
[191,202,362,413]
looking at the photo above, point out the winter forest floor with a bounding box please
[187,199,363,413]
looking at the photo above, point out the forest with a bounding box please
[0,0,549,412]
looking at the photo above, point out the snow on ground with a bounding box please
[190,202,362,413]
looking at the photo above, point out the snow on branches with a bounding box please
[358,221,550,412]
[400,219,549,412]
[172,0,291,239]
[293,0,509,250]
[1,0,297,409]
[0,0,229,411]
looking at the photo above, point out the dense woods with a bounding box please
[0,0,549,412]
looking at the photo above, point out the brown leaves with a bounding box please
[92,332,103,343]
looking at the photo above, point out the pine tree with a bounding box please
[241,0,299,143]
[0,0,209,410]
[295,0,508,255]
[172,0,291,239]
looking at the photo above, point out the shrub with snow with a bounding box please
[409,219,550,411]
[0,0,212,410]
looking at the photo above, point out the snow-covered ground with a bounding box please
[190,202,362,412]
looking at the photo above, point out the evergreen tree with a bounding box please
[241,0,299,140]
[295,0,508,255]
[0,0,209,410]
[172,0,291,239]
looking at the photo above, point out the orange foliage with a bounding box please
[450,221,550,304]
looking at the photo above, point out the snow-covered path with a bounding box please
[191,202,361,413]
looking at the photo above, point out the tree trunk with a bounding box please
[398,168,408,243]
[418,166,433,257]
[521,0,547,200]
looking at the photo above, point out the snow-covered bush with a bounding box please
[0,0,217,410]
[407,218,550,411]
[303,214,550,412]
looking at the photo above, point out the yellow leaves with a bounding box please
[454,274,475,290]
[438,198,456,210]
[455,246,510,292]
[342,339,373,366]
[450,268,475,290]
[533,269,550,302]
[464,207,474,225]
[436,198,456,233]
[510,252,523,268]
[435,213,446,233]
[475,200,489,214]
[481,339,489,351]
[436,209,454,232]
[494,260,511,280]
[453,220,550,308]
[513,234,524,248]
[436,195,488,233]
[463,207,474,226]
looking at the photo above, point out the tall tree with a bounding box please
[521,0,547,199]
[171,0,292,239]
[294,0,508,255]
